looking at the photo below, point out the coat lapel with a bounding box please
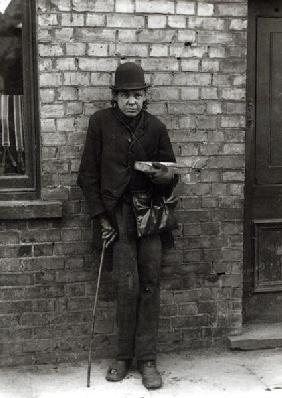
[129,112,149,160]
[130,111,145,142]
[112,107,149,159]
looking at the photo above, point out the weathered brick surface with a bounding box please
[0,0,247,366]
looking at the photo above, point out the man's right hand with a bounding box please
[99,214,117,248]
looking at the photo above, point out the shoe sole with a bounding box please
[106,370,129,382]
[144,384,163,390]
[106,376,126,382]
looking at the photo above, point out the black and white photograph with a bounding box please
[1,0,282,397]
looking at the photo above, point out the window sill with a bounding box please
[0,200,62,220]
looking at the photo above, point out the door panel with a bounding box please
[254,220,282,292]
[244,0,282,323]
[256,18,282,183]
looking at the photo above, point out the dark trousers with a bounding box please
[113,201,162,361]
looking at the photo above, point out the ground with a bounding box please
[2,348,282,398]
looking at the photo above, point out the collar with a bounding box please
[113,105,143,134]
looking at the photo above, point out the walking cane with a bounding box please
[86,240,107,388]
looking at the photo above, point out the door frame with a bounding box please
[243,0,282,319]
[243,0,257,318]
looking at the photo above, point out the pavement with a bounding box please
[2,348,282,398]
[229,323,282,350]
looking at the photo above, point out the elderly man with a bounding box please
[77,62,177,390]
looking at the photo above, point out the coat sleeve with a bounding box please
[157,125,179,190]
[157,125,176,163]
[77,114,106,218]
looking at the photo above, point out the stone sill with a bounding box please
[0,200,62,220]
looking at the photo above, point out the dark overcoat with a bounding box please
[77,106,178,249]
[77,107,177,214]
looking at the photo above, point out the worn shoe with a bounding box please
[106,359,131,382]
[138,360,163,390]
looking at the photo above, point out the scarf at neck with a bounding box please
[113,105,143,134]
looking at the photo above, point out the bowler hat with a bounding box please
[110,62,150,91]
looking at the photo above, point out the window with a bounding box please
[0,0,38,199]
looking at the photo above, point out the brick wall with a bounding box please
[0,0,247,366]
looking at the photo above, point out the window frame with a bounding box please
[0,0,39,199]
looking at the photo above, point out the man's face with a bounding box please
[116,90,146,118]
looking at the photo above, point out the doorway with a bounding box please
[244,0,282,322]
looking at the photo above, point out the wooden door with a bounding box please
[244,0,282,322]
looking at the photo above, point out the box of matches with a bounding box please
[134,161,181,173]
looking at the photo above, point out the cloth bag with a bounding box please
[132,191,178,238]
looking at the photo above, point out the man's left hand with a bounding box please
[149,162,173,184]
